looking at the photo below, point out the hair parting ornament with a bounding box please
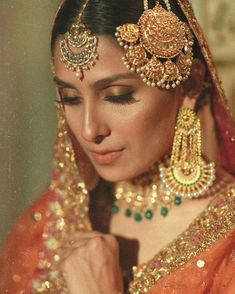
[60,0,98,79]
[115,0,194,89]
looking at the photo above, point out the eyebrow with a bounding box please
[53,72,138,90]
[53,76,75,88]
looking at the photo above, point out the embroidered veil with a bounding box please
[0,1,234,293]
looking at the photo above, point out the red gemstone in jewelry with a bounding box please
[43,249,55,261]
[216,198,225,207]
[192,235,202,243]
[54,189,62,199]
[155,260,162,269]
[34,268,48,279]
[52,168,60,180]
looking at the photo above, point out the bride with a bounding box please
[1,0,235,293]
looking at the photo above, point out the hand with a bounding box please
[60,231,124,294]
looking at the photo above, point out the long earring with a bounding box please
[159,108,216,199]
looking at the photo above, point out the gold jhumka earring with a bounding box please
[115,0,194,89]
[60,0,98,79]
[159,108,216,198]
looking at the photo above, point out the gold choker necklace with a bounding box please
[112,160,181,221]
[112,157,217,221]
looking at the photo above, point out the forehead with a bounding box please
[53,35,129,87]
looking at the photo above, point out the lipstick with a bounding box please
[89,149,123,165]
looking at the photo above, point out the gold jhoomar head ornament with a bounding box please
[159,108,216,198]
[115,1,194,89]
[60,0,98,79]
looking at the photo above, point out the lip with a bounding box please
[89,149,124,165]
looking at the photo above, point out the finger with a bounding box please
[102,234,119,253]
[59,246,78,263]
[65,230,105,243]
[60,233,119,265]
[64,235,102,249]
[59,242,89,264]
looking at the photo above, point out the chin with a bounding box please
[93,164,147,183]
[95,168,129,182]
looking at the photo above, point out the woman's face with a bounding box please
[53,36,182,182]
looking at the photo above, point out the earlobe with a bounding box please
[181,95,196,109]
[181,58,206,109]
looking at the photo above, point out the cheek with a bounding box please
[64,107,82,135]
[63,95,177,158]
[117,98,177,149]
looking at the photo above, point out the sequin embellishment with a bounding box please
[129,187,235,293]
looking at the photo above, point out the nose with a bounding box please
[81,102,110,144]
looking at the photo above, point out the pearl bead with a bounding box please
[196,259,206,268]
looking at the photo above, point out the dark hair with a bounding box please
[51,0,198,55]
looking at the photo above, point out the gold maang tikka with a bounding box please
[115,0,194,89]
[60,0,98,79]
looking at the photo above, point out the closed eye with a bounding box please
[56,96,81,105]
[105,91,138,105]
[55,91,139,106]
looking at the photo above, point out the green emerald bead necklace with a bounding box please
[111,160,187,222]
[112,174,184,221]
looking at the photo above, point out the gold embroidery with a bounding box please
[12,274,21,283]
[129,187,235,293]
[230,249,235,263]
[32,212,42,222]
[32,105,91,293]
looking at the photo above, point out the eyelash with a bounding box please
[58,96,80,105]
[105,91,135,104]
[57,91,136,105]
